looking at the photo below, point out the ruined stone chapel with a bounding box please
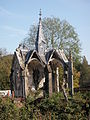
[10,11,73,99]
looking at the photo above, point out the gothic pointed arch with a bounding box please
[25,50,45,97]
[46,49,68,67]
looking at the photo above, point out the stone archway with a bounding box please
[25,58,45,97]
[47,58,68,100]
[45,49,69,100]
[49,59,64,92]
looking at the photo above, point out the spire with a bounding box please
[35,9,46,55]
[39,9,42,21]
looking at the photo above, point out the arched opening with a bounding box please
[49,58,64,92]
[45,50,68,98]
[26,58,45,97]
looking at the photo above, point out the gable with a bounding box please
[46,49,68,67]
[26,50,45,67]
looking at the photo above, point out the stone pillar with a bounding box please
[56,67,59,92]
[65,70,68,89]
[47,64,53,97]
[68,51,74,96]
[71,60,74,95]
[49,72,52,97]
[25,68,30,97]
[44,66,49,95]
[54,71,57,92]
[22,70,25,98]
[12,91,14,99]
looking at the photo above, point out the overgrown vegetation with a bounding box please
[0,92,90,120]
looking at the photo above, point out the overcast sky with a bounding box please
[0,0,90,63]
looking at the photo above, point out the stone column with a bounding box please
[54,71,57,92]
[49,72,52,97]
[24,68,29,97]
[44,66,49,95]
[47,64,53,97]
[68,51,74,96]
[65,70,68,89]
[56,67,59,92]
[22,70,25,98]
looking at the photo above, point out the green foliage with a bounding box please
[0,55,13,89]
[22,17,81,63]
[80,56,90,87]
[0,92,90,119]
[73,67,80,88]
[0,98,19,120]
[59,65,64,85]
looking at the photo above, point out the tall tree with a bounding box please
[0,55,13,89]
[0,48,7,57]
[80,56,90,87]
[23,17,81,63]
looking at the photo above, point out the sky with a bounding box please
[0,0,90,63]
